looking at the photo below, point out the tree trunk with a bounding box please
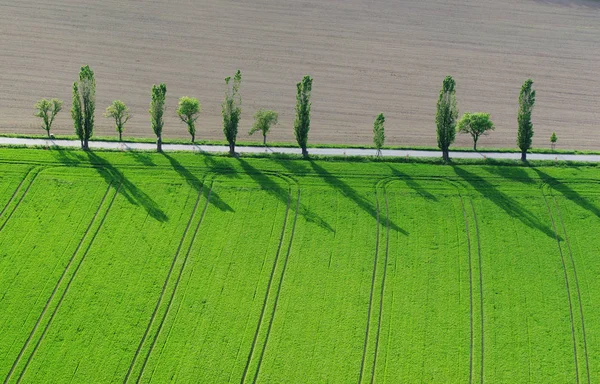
[119,131,122,142]
[229,142,235,156]
[521,150,527,162]
[301,147,308,158]
[263,134,267,146]
[442,149,450,162]
[473,138,478,151]
[157,136,162,152]
[82,138,89,151]
[191,133,195,143]
[47,131,51,138]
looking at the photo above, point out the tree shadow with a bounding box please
[453,166,557,239]
[85,152,168,222]
[308,161,407,235]
[127,151,155,167]
[385,164,438,201]
[161,153,234,212]
[237,158,334,232]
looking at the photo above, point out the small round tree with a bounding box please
[34,98,63,138]
[373,113,385,156]
[550,132,558,150]
[249,109,278,145]
[457,112,494,150]
[104,100,131,141]
[177,96,201,143]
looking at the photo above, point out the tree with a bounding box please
[222,70,242,156]
[177,96,201,143]
[34,98,63,137]
[373,113,385,156]
[436,76,458,161]
[104,100,131,141]
[150,83,167,152]
[71,65,96,150]
[517,79,536,161]
[249,109,278,145]
[457,112,494,150]
[294,75,313,158]
[550,132,558,150]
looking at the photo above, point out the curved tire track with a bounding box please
[14,182,122,383]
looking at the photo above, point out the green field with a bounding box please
[0,148,598,383]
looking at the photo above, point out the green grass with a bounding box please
[0,147,599,383]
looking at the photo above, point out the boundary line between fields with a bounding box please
[239,185,292,383]
[552,194,591,384]
[13,182,122,383]
[251,189,301,384]
[0,168,40,233]
[542,190,580,384]
[469,200,484,384]
[369,182,391,383]
[133,184,213,383]
[3,182,114,384]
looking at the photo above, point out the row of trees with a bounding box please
[34,65,538,161]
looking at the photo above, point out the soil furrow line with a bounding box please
[123,184,205,383]
[0,169,40,233]
[369,183,391,383]
[4,182,114,384]
[134,184,213,383]
[240,186,291,384]
[458,194,474,384]
[15,182,123,383]
[251,189,301,384]
[542,191,579,384]
[552,195,591,384]
[469,200,484,384]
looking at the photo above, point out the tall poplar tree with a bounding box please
[517,79,536,161]
[294,75,313,158]
[150,83,167,152]
[373,113,385,156]
[436,76,458,162]
[71,65,96,150]
[222,70,242,156]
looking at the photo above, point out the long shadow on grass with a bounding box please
[453,166,557,239]
[162,153,234,212]
[386,164,438,201]
[237,158,334,232]
[308,161,406,235]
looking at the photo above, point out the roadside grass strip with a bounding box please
[463,170,576,382]
[135,175,292,383]
[0,168,112,381]
[372,179,471,382]
[254,181,378,383]
[15,174,203,383]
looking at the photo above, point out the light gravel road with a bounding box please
[2,137,600,163]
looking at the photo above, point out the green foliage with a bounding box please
[517,79,536,161]
[436,76,458,161]
[177,96,201,143]
[34,98,63,137]
[150,83,167,152]
[457,112,495,150]
[294,75,313,158]
[249,109,278,145]
[104,100,131,141]
[551,132,558,145]
[71,65,96,150]
[222,70,242,155]
[373,113,385,156]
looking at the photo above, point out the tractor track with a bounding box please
[0,168,33,218]
[469,200,484,384]
[0,169,40,233]
[240,186,292,384]
[251,189,301,384]
[552,195,590,384]
[542,191,580,384]
[13,182,122,383]
[133,184,213,383]
[458,194,474,384]
[3,182,114,384]
[123,184,205,383]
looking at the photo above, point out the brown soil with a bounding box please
[1,0,599,149]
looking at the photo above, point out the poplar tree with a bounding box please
[34,98,63,137]
[294,75,313,158]
[373,113,385,156]
[517,79,536,161]
[71,65,96,150]
[222,70,242,156]
[150,83,167,152]
[177,96,201,143]
[436,76,458,161]
[104,100,131,141]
